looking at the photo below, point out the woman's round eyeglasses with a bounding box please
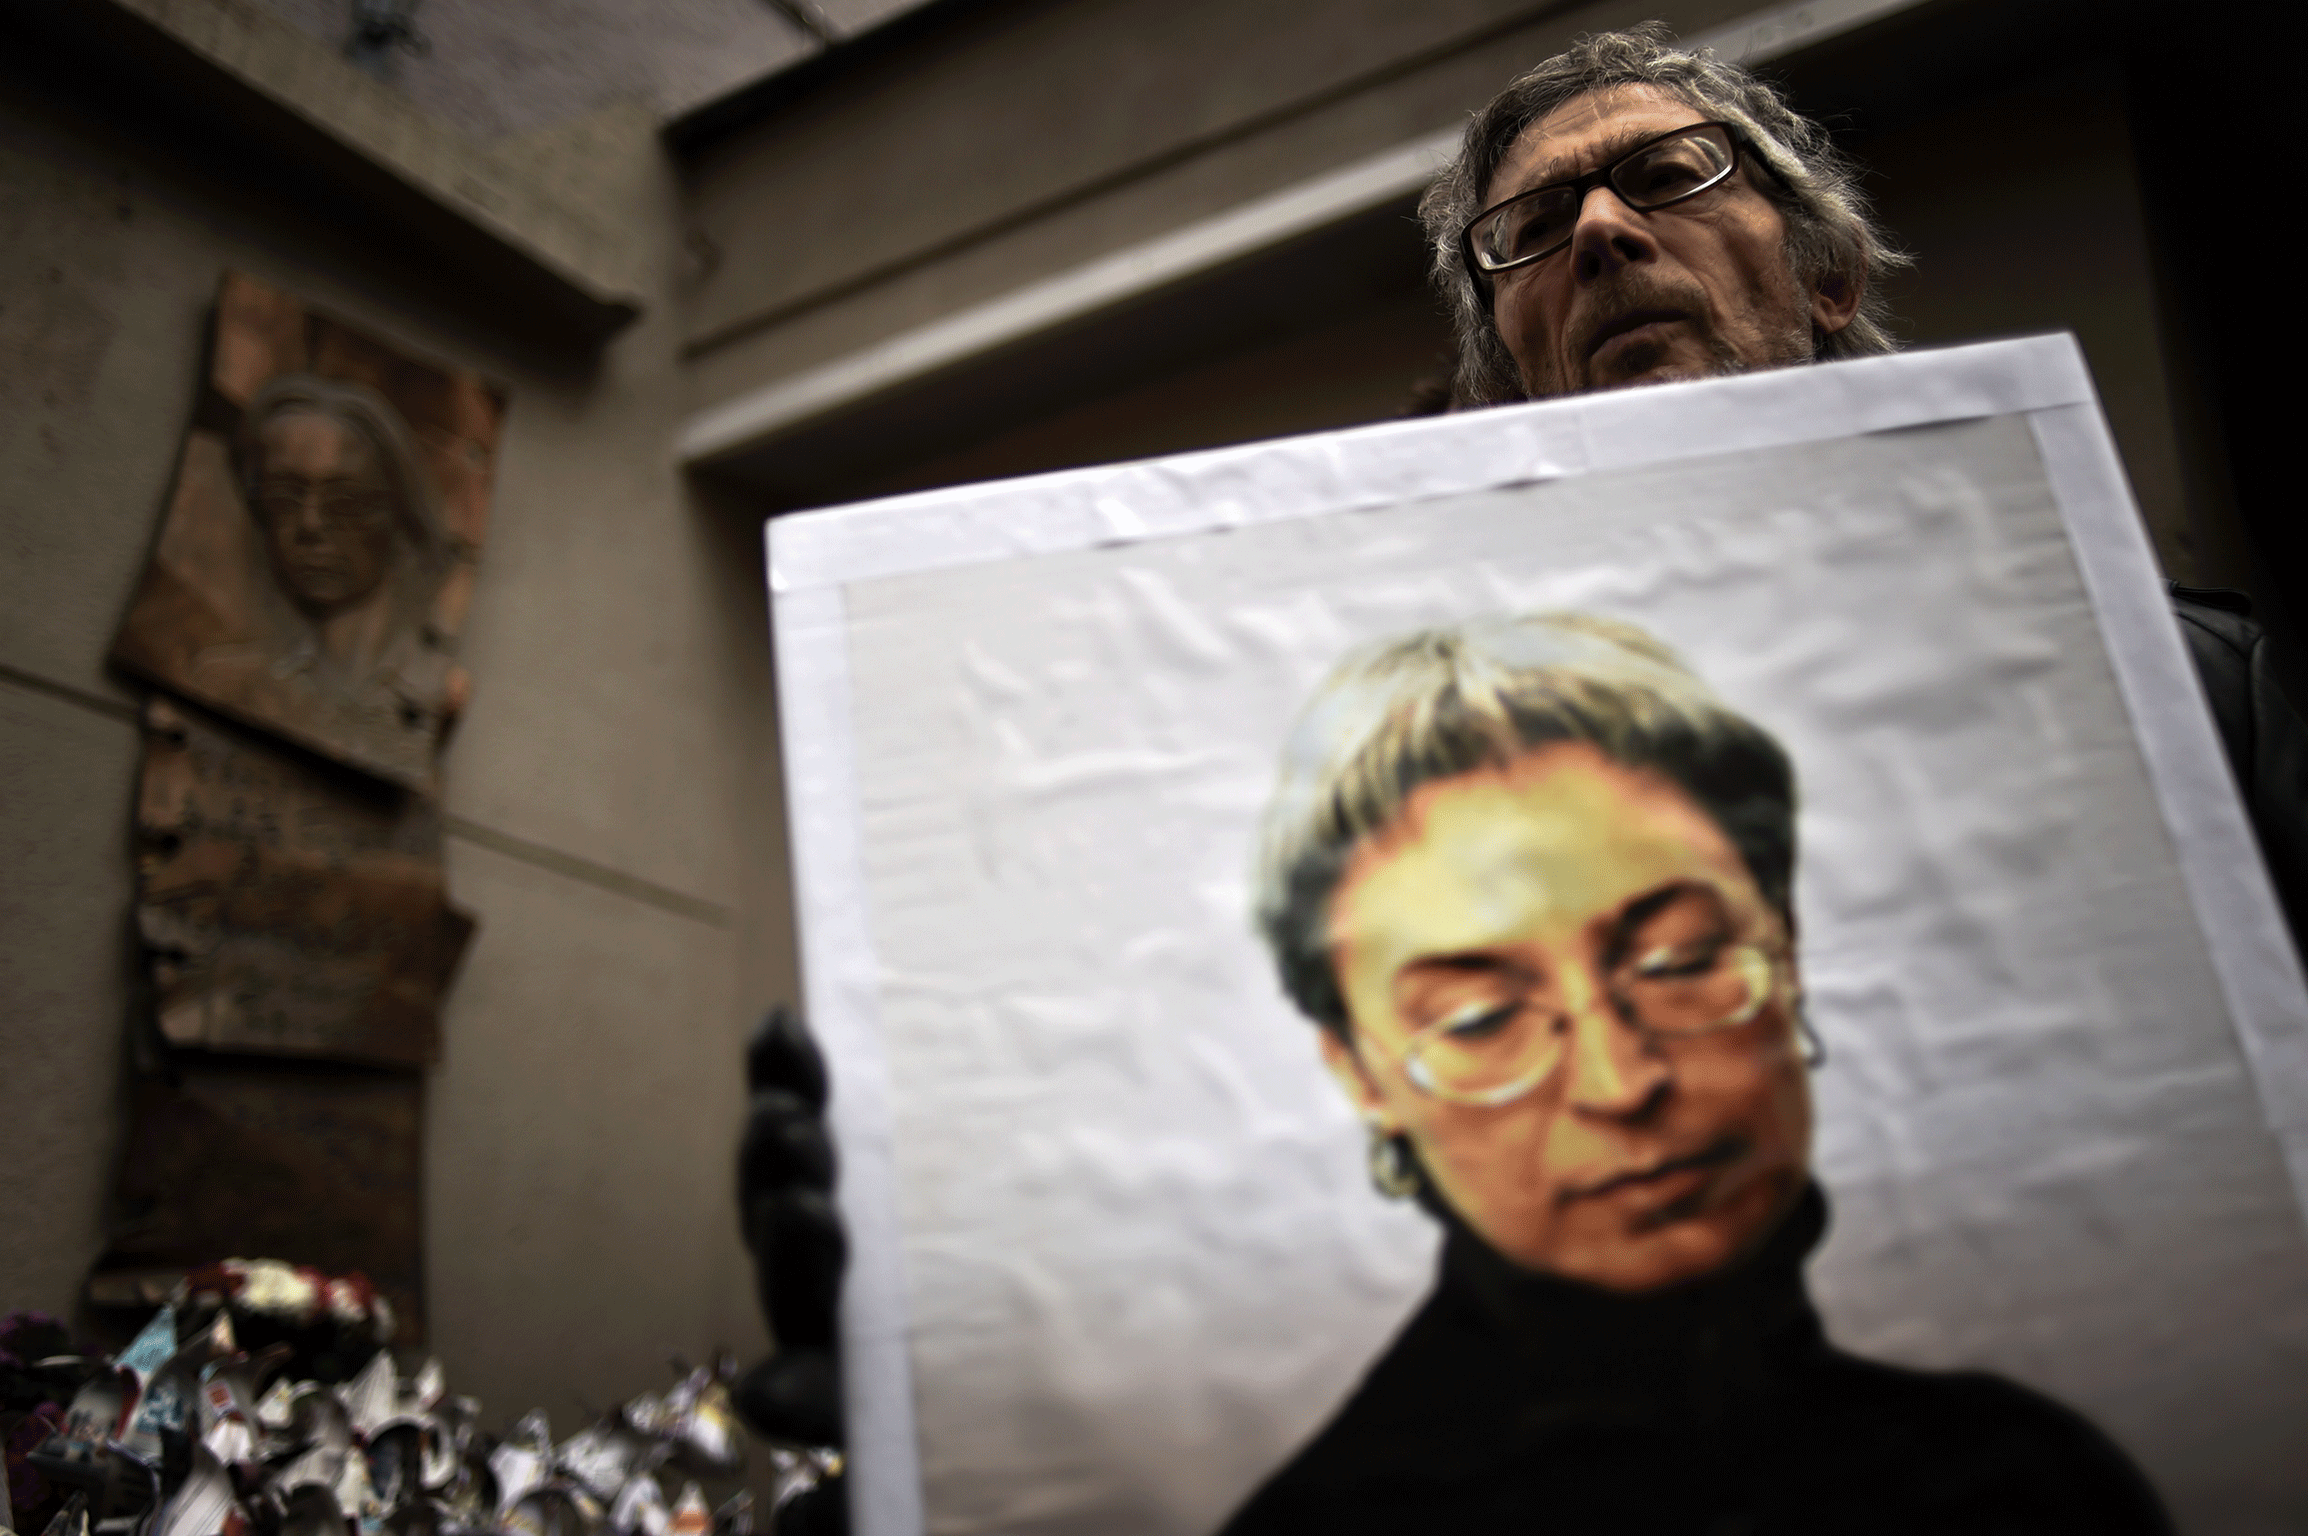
[1459,121,1747,277]
[255,478,395,532]
[1400,939,1782,1108]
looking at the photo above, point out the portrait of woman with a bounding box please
[112,345,478,792]
[1223,611,2172,1534]
[183,372,463,779]
[234,374,449,689]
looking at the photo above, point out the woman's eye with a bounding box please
[1631,942,1723,980]
[1435,1000,1521,1041]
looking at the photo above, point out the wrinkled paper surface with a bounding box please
[828,413,2308,1535]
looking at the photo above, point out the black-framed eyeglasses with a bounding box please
[1460,122,1748,277]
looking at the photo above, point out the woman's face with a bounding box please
[1322,741,1812,1292]
[252,409,399,619]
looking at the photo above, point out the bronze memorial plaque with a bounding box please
[93,271,500,1346]
[111,271,505,792]
[135,696,474,1067]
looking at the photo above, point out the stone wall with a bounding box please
[0,0,795,1442]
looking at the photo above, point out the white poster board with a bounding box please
[768,337,2308,1536]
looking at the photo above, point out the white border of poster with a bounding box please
[766,335,2308,1536]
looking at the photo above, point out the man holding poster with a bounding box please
[743,21,2308,1536]
[1412,22,2304,943]
[1210,24,2292,1528]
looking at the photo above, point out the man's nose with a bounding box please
[290,489,330,536]
[1567,184,1658,284]
[1559,971,1670,1119]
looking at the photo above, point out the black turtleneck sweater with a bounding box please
[1219,1186,2171,1536]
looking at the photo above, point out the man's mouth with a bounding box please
[1585,308,1688,360]
[1560,1138,1743,1206]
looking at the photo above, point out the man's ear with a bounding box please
[1318,1029,1400,1134]
[1811,258,1866,340]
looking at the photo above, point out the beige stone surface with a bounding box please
[248,0,816,144]
[0,135,209,703]
[681,0,1535,344]
[851,289,1454,500]
[425,834,769,1422]
[0,20,794,1461]
[676,0,1770,427]
[100,0,648,303]
[437,136,776,908]
[678,26,1507,410]
[677,0,1752,374]
[0,687,139,1319]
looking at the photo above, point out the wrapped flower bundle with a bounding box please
[0,1271,836,1536]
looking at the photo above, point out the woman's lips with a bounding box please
[1561,1137,1743,1208]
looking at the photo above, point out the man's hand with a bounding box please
[734,1008,848,1529]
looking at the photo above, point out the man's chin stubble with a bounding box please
[1577,325,1746,394]
[1536,311,1814,397]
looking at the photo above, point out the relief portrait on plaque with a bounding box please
[112,271,502,792]
[104,271,497,1066]
[90,273,501,1329]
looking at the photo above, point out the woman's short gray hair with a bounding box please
[1417,22,1909,406]
[1252,612,1797,1037]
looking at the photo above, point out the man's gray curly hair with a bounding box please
[1417,22,1909,406]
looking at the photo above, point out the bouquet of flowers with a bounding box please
[1,1269,834,1536]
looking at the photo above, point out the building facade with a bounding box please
[1,0,2289,1478]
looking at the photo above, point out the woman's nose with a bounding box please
[1560,975,1670,1119]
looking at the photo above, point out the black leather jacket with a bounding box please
[2171,584,2308,961]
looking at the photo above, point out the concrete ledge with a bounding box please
[678,129,1457,469]
[7,0,645,343]
[676,0,1933,472]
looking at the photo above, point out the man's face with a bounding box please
[1321,741,1812,1291]
[253,409,399,619]
[1484,85,1842,397]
